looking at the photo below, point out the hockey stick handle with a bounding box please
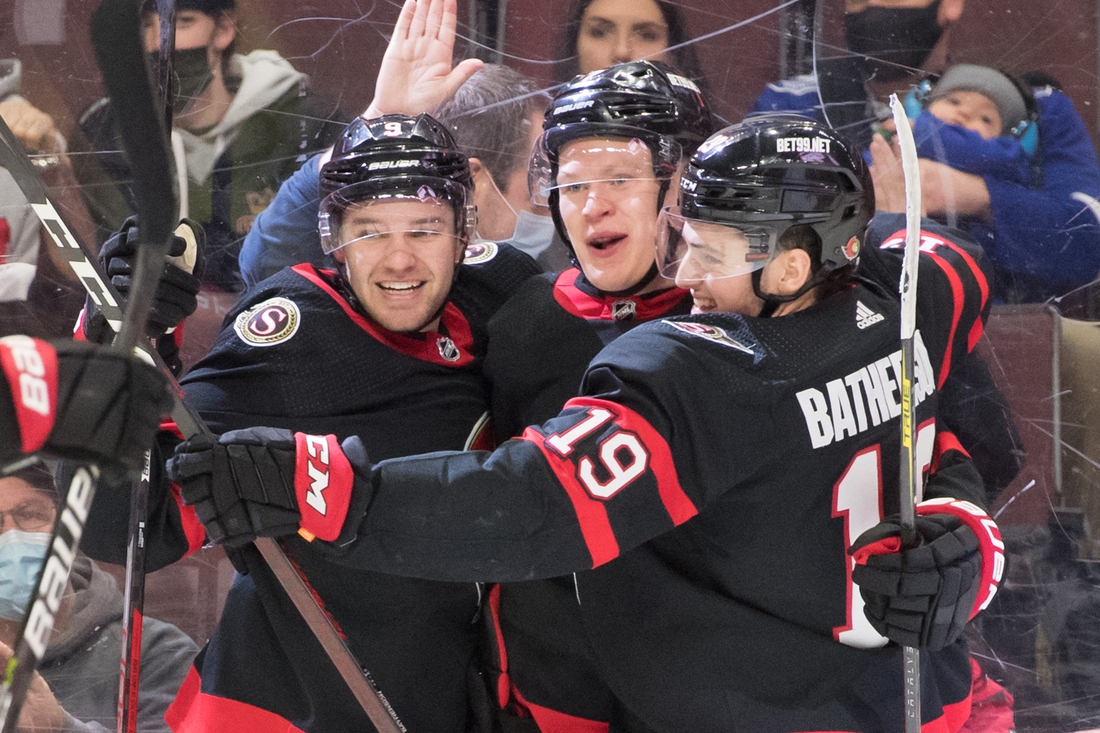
[888,92,923,733]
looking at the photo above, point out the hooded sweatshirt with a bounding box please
[37,556,198,733]
[75,49,346,292]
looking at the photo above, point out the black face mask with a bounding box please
[844,1,943,83]
[148,47,214,116]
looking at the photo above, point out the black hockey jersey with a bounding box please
[83,242,540,733]
[485,268,693,443]
[481,269,692,725]
[333,221,997,732]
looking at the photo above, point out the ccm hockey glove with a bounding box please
[168,427,373,551]
[850,499,1004,650]
[84,217,203,375]
[0,336,172,475]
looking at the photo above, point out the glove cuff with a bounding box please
[0,336,58,454]
[917,498,1005,617]
[293,433,354,542]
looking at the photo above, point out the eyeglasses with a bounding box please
[0,502,56,533]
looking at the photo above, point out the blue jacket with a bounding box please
[753,78,1100,302]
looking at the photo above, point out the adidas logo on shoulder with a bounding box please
[855,300,884,330]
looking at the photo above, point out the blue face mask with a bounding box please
[0,530,50,621]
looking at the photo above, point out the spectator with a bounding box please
[752,0,1100,304]
[0,59,98,338]
[0,463,197,733]
[238,64,569,286]
[553,0,705,85]
[73,0,346,293]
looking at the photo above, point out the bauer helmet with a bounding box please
[531,61,714,239]
[319,114,476,254]
[657,114,870,289]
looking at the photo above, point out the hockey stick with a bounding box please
[0,14,405,733]
[118,2,176,728]
[0,0,175,726]
[888,93,923,733]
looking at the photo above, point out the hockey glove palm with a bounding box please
[851,508,992,650]
[167,428,373,551]
[1,337,173,476]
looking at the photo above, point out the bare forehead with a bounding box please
[582,0,665,25]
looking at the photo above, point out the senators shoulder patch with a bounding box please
[665,321,753,355]
[463,241,499,265]
[234,297,301,347]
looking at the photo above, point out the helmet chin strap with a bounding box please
[751,267,820,318]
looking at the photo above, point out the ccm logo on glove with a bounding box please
[917,497,1005,613]
[294,433,354,542]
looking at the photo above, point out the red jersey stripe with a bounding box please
[166,667,308,733]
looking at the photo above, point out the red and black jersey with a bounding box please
[339,220,996,732]
[480,267,692,725]
[484,268,692,443]
[82,243,540,733]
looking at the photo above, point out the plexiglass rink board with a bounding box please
[3,0,1100,730]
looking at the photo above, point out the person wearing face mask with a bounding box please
[0,463,197,733]
[238,63,570,286]
[72,0,347,293]
[753,0,1100,305]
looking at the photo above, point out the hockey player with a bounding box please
[80,115,540,732]
[0,336,171,476]
[169,116,1002,733]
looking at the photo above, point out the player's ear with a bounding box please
[333,247,347,264]
[763,248,813,297]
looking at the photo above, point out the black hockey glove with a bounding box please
[0,336,173,477]
[84,217,203,374]
[851,510,987,651]
[167,427,373,553]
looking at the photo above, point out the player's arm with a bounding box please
[849,426,1003,651]
[167,368,705,583]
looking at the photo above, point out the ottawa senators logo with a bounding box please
[666,321,753,355]
[463,241,499,265]
[234,297,301,347]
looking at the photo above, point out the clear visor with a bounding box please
[318,193,460,255]
[528,133,680,208]
[656,207,776,283]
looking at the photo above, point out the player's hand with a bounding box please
[84,217,204,345]
[364,0,483,118]
[1,337,172,475]
[850,512,982,651]
[49,341,173,478]
[167,428,373,552]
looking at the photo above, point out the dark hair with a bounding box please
[434,64,549,194]
[552,0,705,87]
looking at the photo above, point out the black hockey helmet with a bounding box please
[531,61,715,292]
[319,114,476,253]
[670,114,869,273]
